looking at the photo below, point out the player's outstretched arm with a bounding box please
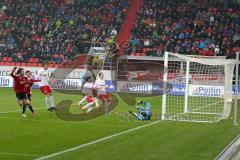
[10,67,17,78]
[31,79,41,83]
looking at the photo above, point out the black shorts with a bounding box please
[27,94,31,101]
[141,112,151,120]
[16,92,27,101]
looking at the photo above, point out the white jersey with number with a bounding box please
[82,82,93,96]
[95,79,107,95]
[36,68,50,87]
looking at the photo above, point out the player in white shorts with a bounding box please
[79,75,99,113]
[95,72,112,113]
[35,63,56,112]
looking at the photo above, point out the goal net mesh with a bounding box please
[162,52,235,123]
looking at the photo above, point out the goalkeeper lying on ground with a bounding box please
[129,100,152,120]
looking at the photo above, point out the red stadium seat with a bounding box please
[34,58,39,63]
[54,64,59,68]
[7,57,12,62]
[28,58,34,63]
[5,62,14,66]
[30,63,37,67]
[135,53,140,56]
[15,62,21,66]
[48,64,54,68]
[37,63,42,67]
[2,57,8,62]
[130,53,136,56]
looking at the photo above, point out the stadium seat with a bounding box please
[37,63,43,67]
[7,57,12,62]
[15,62,21,66]
[30,63,38,67]
[34,58,39,63]
[20,63,27,66]
[54,64,60,68]
[130,53,135,56]
[5,62,14,66]
[135,53,141,56]
[2,57,8,62]
[28,58,33,63]
[48,64,54,68]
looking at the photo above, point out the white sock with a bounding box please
[49,95,55,108]
[94,97,99,107]
[85,102,94,109]
[87,106,94,113]
[79,96,87,105]
[45,96,50,109]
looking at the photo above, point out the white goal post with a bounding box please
[162,52,236,123]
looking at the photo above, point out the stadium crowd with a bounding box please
[1,0,240,64]
[128,0,240,57]
[0,0,128,64]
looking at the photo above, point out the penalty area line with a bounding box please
[34,120,160,160]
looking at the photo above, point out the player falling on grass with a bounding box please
[24,70,40,115]
[95,72,112,114]
[78,67,99,113]
[80,75,99,113]
[10,67,35,117]
[35,62,56,112]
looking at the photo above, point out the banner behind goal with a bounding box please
[162,52,236,123]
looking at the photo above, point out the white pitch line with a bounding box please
[0,151,39,157]
[34,120,160,160]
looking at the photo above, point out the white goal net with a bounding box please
[162,52,236,123]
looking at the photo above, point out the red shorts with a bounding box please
[99,94,110,102]
[40,86,52,94]
[86,96,95,103]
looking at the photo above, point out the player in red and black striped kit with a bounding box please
[10,67,35,117]
[24,70,40,115]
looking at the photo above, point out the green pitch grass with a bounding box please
[0,88,240,160]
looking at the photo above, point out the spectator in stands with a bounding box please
[128,0,240,57]
[0,0,129,64]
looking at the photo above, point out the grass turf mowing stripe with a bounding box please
[0,116,136,128]
[0,107,46,114]
[34,120,160,160]
[0,152,39,157]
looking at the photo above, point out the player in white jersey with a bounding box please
[79,75,98,113]
[35,63,55,112]
[95,72,112,113]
